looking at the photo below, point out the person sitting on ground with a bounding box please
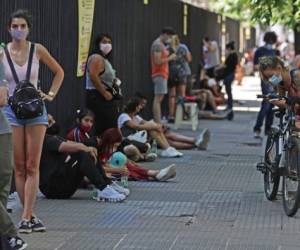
[66,109,157,162]
[135,92,210,150]
[99,128,176,181]
[39,115,128,202]
[118,98,183,157]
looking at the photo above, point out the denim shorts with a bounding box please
[3,104,48,127]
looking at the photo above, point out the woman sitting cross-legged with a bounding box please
[99,128,176,182]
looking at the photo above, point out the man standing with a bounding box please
[203,37,220,78]
[0,69,27,248]
[151,27,176,123]
[253,31,277,137]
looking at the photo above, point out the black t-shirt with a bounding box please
[40,135,65,182]
[224,52,238,76]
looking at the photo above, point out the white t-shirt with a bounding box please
[204,41,220,69]
[117,113,143,129]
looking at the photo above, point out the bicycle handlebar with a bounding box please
[257,94,300,105]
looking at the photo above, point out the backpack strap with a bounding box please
[4,45,19,83]
[26,43,35,82]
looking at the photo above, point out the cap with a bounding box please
[108,152,127,168]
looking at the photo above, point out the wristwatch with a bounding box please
[48,91,55,98]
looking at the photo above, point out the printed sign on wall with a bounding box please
[77,0,95,77]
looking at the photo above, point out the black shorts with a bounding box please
[168,75,188,88]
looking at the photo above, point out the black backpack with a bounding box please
[4,43,43,119]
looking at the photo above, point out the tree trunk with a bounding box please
[294,27,300,55]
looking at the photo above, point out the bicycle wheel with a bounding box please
[282,136,300,217]
[264,129,280,200]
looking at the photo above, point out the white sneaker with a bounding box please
[111,181,130,196]
[6,192,21,213]
[170,147,183,157]
[92,186,126,202]
[161,147,182,158]
[156,164,176,181]
[195,128,210,150]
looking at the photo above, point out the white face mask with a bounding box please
[10,29,29,41]
[100,43,112,55]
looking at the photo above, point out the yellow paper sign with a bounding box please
[77,0,95,77]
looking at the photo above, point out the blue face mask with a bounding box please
[269,74,282,86]
[265,43,273,50]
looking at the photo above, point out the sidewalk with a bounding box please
[10,77,300,250]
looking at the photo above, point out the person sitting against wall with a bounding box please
[192,64,229,120]
[99,128,176,182]
[118,98,184,157]
[66,109,157,162]
[135,92,211,150]
[39,115,128,202]
[85,33,120,136]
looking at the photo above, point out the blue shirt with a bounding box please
[253,46,276,65]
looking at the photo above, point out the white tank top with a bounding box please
[2,42,40,96]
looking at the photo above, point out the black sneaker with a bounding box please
[31,216,46,232]
[18,220,32,234]
[7,236,28,250]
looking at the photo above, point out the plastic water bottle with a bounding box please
[91,188,99,201]
[151,139,158,154]
[121,175,128,188]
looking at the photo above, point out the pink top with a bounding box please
[3,42,40,96]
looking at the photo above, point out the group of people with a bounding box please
[0,11,214,250]
[150,27,240,123]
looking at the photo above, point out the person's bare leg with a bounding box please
[150,130,169,149]
[123,145,143,161]
[12,126,26,207]
[167,139,195,149]
[152,94,164,124]
[23,125,46,220]
[205,90,217,112]
[165,131,195,144]
[168,87,176,120]
[177,84,186,97]
[197,92,207,111]
[147,170,159,177]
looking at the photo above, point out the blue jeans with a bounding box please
[253,80,274,134]
[224,73,235,109]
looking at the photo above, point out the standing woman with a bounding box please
[86,34,119,135]
[223,41,238,120]
[2,9,64,233]
[168,35,192,123]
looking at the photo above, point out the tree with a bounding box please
[211,0,300,53]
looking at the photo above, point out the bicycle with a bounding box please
[256,94,300,216]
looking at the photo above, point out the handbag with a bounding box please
[127,130,148,143]
[102,79,123,100]
[5,43,44,119]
